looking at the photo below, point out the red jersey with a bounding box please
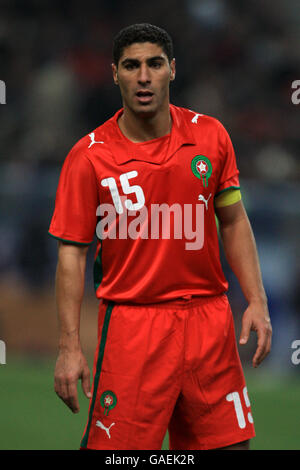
[49,104,240,303]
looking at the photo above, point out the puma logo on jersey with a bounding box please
[88,132,104,148]
[96,420,115,439]
[189,110,203,124]
[198,193,212,210]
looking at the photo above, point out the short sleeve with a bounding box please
[215,123,240,197]
[48,143,99,245]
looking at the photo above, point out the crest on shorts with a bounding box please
[191,155,212,188]
[100,390,117,416]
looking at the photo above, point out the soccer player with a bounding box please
[49,23,272,450]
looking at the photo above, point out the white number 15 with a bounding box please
[101,171,145,214]
[226,386,254,429]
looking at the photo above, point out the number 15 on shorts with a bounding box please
[226,386,254,429]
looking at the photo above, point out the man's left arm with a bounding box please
[215,199,272,368]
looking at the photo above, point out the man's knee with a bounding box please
[215,439,250,450]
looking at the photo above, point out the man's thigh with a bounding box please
[217,439,250,450]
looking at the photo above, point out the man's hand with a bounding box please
[239,301,272,368]
[54,348,92,413]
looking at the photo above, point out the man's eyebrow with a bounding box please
[147,56,166,62]
[120,58,140,66]
[120,55,166,66]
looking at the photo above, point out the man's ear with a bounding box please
[112,63,119,85]
[170,58,176,82]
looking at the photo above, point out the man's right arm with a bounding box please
[54,241,92,413]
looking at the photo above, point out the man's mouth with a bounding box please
[135,90,154,104]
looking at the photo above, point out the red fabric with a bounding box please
[49,150,99,244]
[49,104,240,303]
[81,295,255,450]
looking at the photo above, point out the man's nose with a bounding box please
[137,64,151,84]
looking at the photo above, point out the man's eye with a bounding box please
[151,62,162,68]
[125,63,137,70]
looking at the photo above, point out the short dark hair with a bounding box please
[113,23,174,66]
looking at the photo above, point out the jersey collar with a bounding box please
[109,104,196,165]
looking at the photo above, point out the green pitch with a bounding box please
[0,356,299,450]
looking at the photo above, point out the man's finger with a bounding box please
[67,380,80,413]
[252,326,269,367]
[255,326,272,367]
[54,378,68,401]
[81,368,92,399]
[239,316,252,345]
[55,378,77,412]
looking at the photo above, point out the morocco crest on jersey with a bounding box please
[191,155,212,188]
[100,390,117,416]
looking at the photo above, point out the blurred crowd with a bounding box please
[0,0,299,369]
[1,0,299,169]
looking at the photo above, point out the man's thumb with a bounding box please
[239,318,251,345]
[81,369,92,398]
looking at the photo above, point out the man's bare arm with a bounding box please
[215,200,272,368]
[54,241,91,413]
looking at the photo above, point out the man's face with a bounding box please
[112,42,176,117]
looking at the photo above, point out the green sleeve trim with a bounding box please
[93,246,103,292]
[214,185,240,198]
[48,231,93,246]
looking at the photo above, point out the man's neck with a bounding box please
[117,104,172,143]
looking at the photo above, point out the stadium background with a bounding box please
[0,0,299,450]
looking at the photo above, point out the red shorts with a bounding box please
[80,294,255,450]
